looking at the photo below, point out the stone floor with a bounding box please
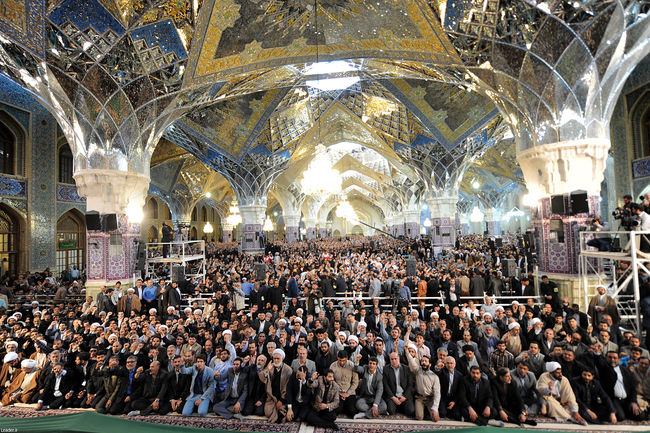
[1,405,650,433]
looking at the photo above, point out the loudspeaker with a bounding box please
[254,263,266,281]
[406,258,417,277]
[551,195,567,215]
[171,264,185,283]
[496,238,503,248]
[502,258,516,278]
[569,191,589,215]
[103,214,118,231]
[85,212,101,231]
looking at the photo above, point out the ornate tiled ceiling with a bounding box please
[0,0,648,210]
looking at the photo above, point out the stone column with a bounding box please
[427,194,458,247]
[222,224,234,243]
[403,210,421,239]
[239,204,266,254]
[284,214,301,243]
[517,139,608,274]
[75,170,151,298]
[485,209,501,236]
[304,217,317,240]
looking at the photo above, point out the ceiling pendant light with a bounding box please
[226,201,242,226]
[300,144,342,195]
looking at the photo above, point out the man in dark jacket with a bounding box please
[437,356,464,420]
[94,355,127,414]
[243,354,267,416]
[161,355,190,414]
[126,360,168,416]
[571,368,616,424]
[383,352,414,416]
[286,366,314,422]
[36,362,76,410]
[213,358,248,419]
[460,366,500,426]
[597,351,642,420]
[490,367,536,426]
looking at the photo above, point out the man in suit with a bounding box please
[460,366,501,426]
[213,358,248,419]
[36,362,75,410]
[163,281,182,310]
[383,352,415,416]
[243,354,267,416]
[571,367,617,424]
[180,355,215,417]
[126,360,168,416]
[286,366,314,422]
[353,356,386,419]
[469,271,485,297]
[94,356,127,414]
[259,349,293,423]
[437,356,464,420]
[510,360,541,415]
[597,351,642,420]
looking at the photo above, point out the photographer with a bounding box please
[586,216,612,252]
[631,203,650,253]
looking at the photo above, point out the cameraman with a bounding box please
[586,216,612,252]
[631,203,650,253]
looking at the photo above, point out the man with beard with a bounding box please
[570,367,616,424]
[95,356,127,414]
[126,360,168,416]
[162,356,190,415]
[0,352,20,394]
[286,366,314,422]
[598,351,642,421]
[405,346,441,421]
[213,357,247,420]
[305,369,340,430]
[353,356,386,419]
[0,359,40,406]
[510,360,540,415]
[243,354,267,416]
[259,349,293,423]
[36,362,75,410]
[536,362,585,424]
[491,367,537,426]
[460,366,502,426]
[330,350,358,417]
[383,352,415,416]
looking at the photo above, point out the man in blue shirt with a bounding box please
[181,355,215,417]
[241,277,254,297]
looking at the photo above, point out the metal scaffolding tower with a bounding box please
[144,240,206,282]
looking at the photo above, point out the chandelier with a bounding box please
[263,215,275,231]
[300,144,342,195]
[203,222,214,233]
[470,206,484,223]
[226,201,242,226]
[336,199,358,223]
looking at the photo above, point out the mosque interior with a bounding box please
[0,0,649,294]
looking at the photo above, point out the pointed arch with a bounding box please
[0,203,25,275]
[56,208,85,275]
[0,110,26,176]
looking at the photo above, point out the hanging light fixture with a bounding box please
[301,144,342,195]
[226,201,242,226]
[336,199,359,223]
[470,206,484,223]
[423,217,432,228]
[263,215,274,232]
[203,222,214,233]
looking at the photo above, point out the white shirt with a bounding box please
[613,366,627,399]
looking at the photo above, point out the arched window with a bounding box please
[58,142,74,183]
[643,107,650,157]
[56,210,86,275]
[0,122,15,175]
[191,207,197,221]
[144,198,159,220]
[190,226,197,240]
[201,206,207,222]
[0,204,21,275]
[147,226,159,242]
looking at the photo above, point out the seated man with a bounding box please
[95,356,128,414]
[382,352,415,416]
[536,362,585,424]
[491,367,536,426]
[162,356,190,415]
[213,357,247,420]
[0,359,40,407]
[243,354,267,417]
[631,357,650,414]
[437,356,464,420]
[286,366,314,422]
[259,349,293,423]
[126,360,168,416]
[510,360,541,415]
[460,365,502,426]
[353,356,387,419]
[305,369,340,430]
[570,367,616,424]
[37,362,75,410]
[180,355,215,417]
[598,351,642,421]
[0,352,21,395]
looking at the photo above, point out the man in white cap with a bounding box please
[537,361,585,424]
[259,348,293,422]
[503,321,524,357]
[0,352,20,393]
[117,287,141,316]
[0,358,40,406]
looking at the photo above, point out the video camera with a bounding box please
[612,206,639,230]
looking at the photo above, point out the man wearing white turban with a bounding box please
[259,348,293,422]
[0,352,20,393]
[0,357,40,406]
[536,362,586,424]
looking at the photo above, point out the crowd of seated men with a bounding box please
[0,235,649,430]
